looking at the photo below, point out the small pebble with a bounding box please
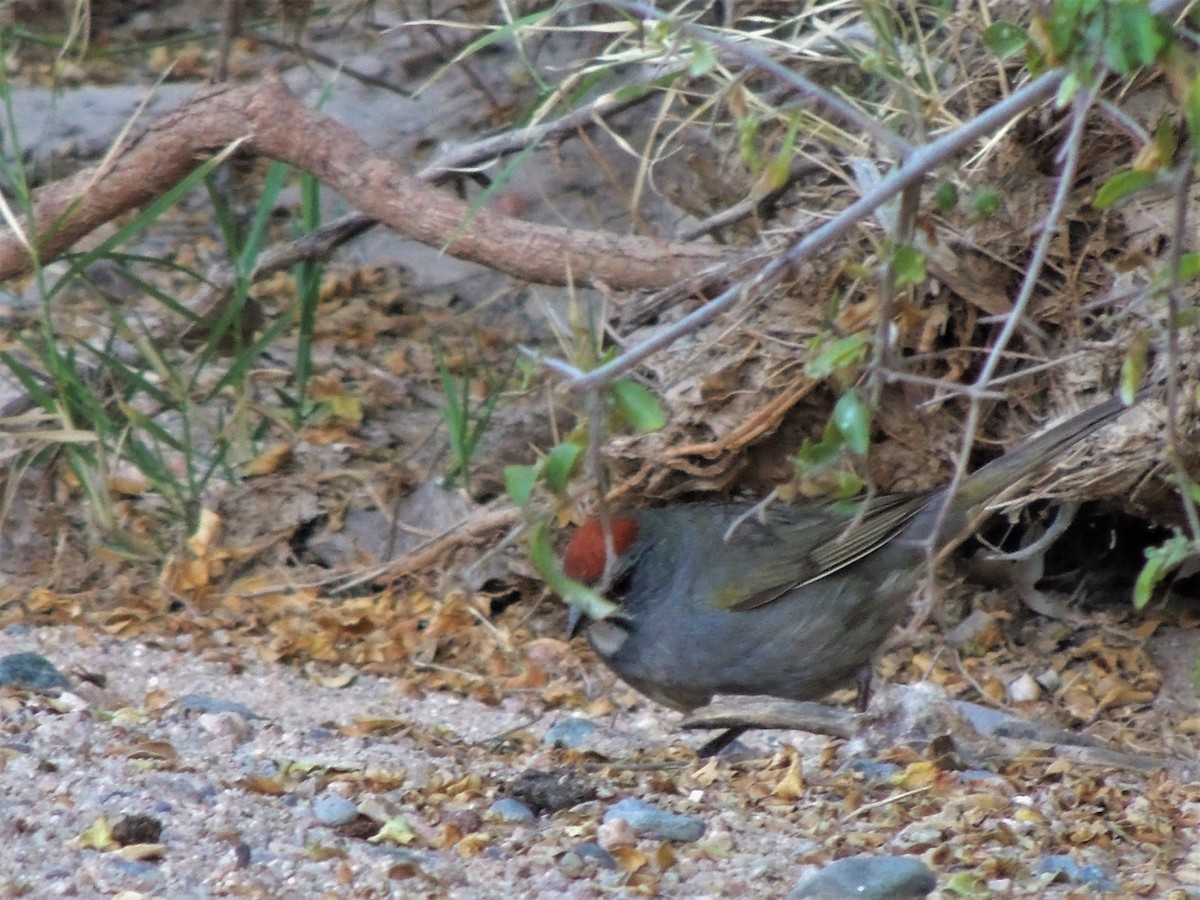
[1008,673,1041,703]
[55,692,90,713]
[111,814,163,846]
[177,694,262,720]
[312,793,360,827]
[558,850,586,878]
[197,711,252,745]
[1036,854,1118,892]
[1035,668,1062,692]
[509,768,593,814]
[0,652,69,692]
[543,717,598,749]
[943,609,995,646]
[839,759,902,781]
[575,843,618,870]
[596,816,637,849]
[603,798,705,843]
[445,809,482,834]
[788,854,937,899]
[958,769,1004,784]
[485,798,535,823]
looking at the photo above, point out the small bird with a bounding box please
[562,394,1135,752]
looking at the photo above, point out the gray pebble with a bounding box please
[839,758,901,781]
[789,854,936,899]
[558,850,586,878]
[486,797,536,823]
[1036,854,1118,892]
[543,717,598,749]
[177,694,262,720]
[603,798,705,843]
[312,793,359,826]
[574,842,618,869]
[0,652,69,692]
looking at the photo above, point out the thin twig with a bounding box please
[1163,161,1200,541]
[912,77,1103,627]
[558,68,1066,393]
[601,0,914,157]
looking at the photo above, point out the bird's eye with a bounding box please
[609,567,635,600]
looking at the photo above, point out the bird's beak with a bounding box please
[566,604,586,640]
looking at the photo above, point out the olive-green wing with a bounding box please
[721,492,931,612]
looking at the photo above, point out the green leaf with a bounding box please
[1179,252,1200,282]
[530,520,620,621]
[610,380,666,432]
[1104,1,1167,76]
[970,186,1001,219]
[760,114,803,194]
[832,390,871,456]
[542,442,582,493]
[982,20,1029,58]
[688,40,717,76]
[826,469,867,500]
[504,464,539,506]
[892,244,927,289]
[1151,117,1177,170]
[804,333,868,379]
[933,183,959,213]
[1133,530,1191,609]
[1187,72,1200,154]
[1093,169,1156,209]
[793,432,843,471]
[1119,329,1150,405]
[737,115,762,170]
[1055,70,1079,109]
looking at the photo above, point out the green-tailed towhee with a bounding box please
[562,394,1135,744]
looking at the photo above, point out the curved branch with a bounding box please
[0,74,726,289]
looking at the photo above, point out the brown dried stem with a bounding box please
[0,74,725,290]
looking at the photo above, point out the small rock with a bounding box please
[1008,673,1041,703]
[444,809,482,834]
[839,759,901,781]
[312,793,360,827]
[544,717,599,750]
[1036,854,1118,892]
[558,850,586,878]
[596,815,637,849]
[324,780,356,799]
[197,712,252,745]
[54,691,91,713]
[485,798,535,823]
[574,842,618,870]
[509,768,594,815]
[958,769,1004,784]
[788,854,937,899]
[603,798,705,843]
[1035,668,1062,692]
[0,652,69,692]
[942,609,995,647]
[177,694,262,720]
[111,814,163,846]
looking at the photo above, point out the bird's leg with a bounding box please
[696,726,748,758]
[854,664,874,712]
